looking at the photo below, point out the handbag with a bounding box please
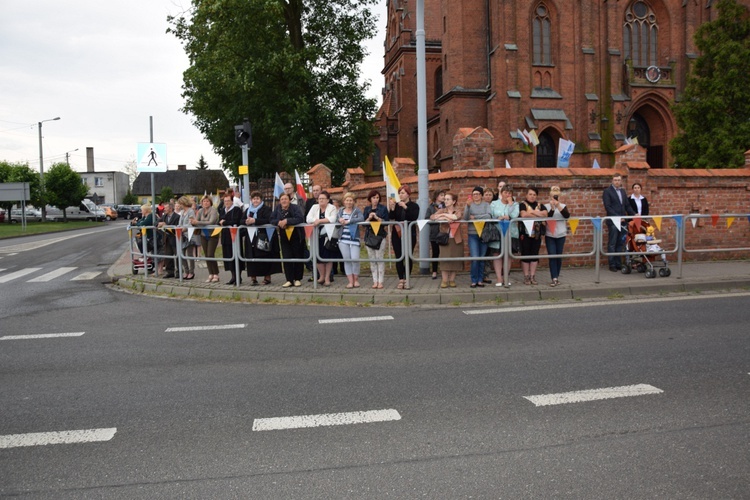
[364,227,384,249]
[324,225,343,250]
[435,231,449,246]
[481,221,501,243]
[254,233,271,252]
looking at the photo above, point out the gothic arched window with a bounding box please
[533,3,552,65]
[623,1,658,67]
[434,66,443,102]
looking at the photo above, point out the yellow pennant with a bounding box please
[727,216,735,229]
[371,221,381,235]
[569,218,579,235]
[472,220,485,236]
[140,227,146,238]
[211,227,222,237]
[652,216,662,230]
[285,226,294,240]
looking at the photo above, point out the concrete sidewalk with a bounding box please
[109,250,750,305]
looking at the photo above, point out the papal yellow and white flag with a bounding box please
[383,156,401,200]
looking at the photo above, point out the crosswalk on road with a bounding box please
[0,266,101,284]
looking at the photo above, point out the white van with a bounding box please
[47,199,105,221]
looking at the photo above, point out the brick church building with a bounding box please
[371,0,744,173]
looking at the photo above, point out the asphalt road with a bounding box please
[1,226,748,498]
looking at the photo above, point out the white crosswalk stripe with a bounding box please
[0,268,42,283]
[27,267,77,282]
[71,272,101,281]
[0,267,102,283]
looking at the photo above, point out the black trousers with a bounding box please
[280,236,304,282]
[393,230,416,280]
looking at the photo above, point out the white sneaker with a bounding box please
[282,281,292,288]
[293,280,302,287]
[495,282,504,287]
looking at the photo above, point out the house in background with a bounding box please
[79,147,129,204]
[132,164,229,204]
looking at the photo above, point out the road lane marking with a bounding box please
[318,315,394,324]
[0,227,122,255]
[27,267,77,282]
[464,291,750,315]
[165,323,247,332]
[253,409,401,431]
[0,428,117,449]
[1,332,85,340]
[0,268,42,283]
[524,384,664,407]
[71,271,102,281]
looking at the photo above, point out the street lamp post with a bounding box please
[38,116,61,222]
[65,148,79,166]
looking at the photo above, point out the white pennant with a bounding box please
[416,219,429,232]
[690,217,698,228]
[611,217,622,231]
[522,220,535,235]
[187,227,195,241]
[246,227,257,240]
[324,223,337,238]
[505,159,512,169]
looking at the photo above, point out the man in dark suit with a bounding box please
[157,202,180,278]
[603,173,635,271]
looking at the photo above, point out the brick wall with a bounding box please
[309,142,750,266]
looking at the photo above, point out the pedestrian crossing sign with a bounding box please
[137,143,168,172]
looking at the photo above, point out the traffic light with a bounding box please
[235,119,252,147]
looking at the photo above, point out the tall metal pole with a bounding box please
[416,0,430,273]
[37,116,60,222]
[149,116,159,276]
[241,144,249,205]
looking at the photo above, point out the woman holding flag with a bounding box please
[388,185,420,289]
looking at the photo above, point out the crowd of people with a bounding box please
[132,174,647,289]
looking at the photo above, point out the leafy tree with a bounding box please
[159,186,175,203]
[0,161,43,221]
[44,162,89,222]
[196,154,209,170]
[168,0,378,185]
[122,188,138,205]
[671,0,750,168]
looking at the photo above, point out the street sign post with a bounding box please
[136,143,168,173]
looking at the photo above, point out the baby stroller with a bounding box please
[130,228,155,275]
[622,219,670,278]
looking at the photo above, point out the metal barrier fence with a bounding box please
[126,212,750,287]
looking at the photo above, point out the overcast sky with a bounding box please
[0,0,386,175]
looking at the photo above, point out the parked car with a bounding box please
[0,209,5,223]
[115,204,142,220]
[10,208,43,223]
[99,205,118,221]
